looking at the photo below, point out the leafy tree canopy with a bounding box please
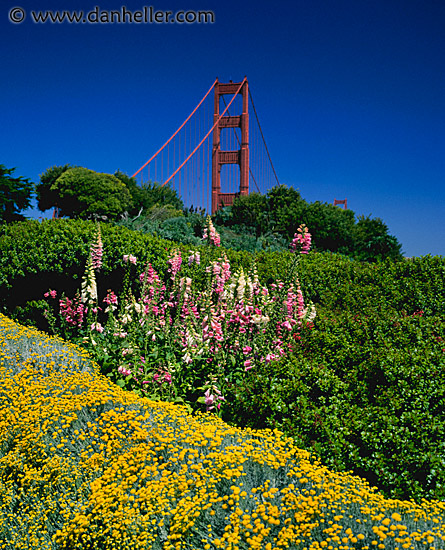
[35,164,72,212]
[114,171,184,215]
[37,166,133,219]
[353,215,403,261]
[0,164,34,222]
[215,184,403,261]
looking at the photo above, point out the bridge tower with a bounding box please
[333,198,348,209]
[211,78,249,214]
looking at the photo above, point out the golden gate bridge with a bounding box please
[131,77,280,214]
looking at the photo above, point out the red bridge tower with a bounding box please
[211,79,249,214]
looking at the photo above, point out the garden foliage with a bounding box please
[1,218,444,502]
[36,166,134,219]
[0,164,34,223]
[213,185,403,260]
[0,219,265,320]
[1,315,444,550]
[41,218,315,417]
[35,166,184,221]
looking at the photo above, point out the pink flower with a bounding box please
[297,285,305,320]
[188,251,201,266]
[90,321,104,333]
[291,224,312,254]
[202,216,221,247]
[139,264,161,284]
[205,389,215,408]
[103,291,118,306]
[91,226,103,270]
[168,249,182,280]
[118,365,132,377]
[123,254,137,264]
[59,295,85,327]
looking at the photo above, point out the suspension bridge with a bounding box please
[131,77,280,214]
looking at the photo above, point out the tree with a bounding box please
[0,164,34,222]
[114,171,184,215]
[266,185,307,238]
[303,201,355,253]
[226,192,269,235]
[352,215,403,261]
[36,166,133,219]
[35,164,72,212]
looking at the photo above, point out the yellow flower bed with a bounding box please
[0,314,444,549]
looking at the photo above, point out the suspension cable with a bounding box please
[220,95,261,193]
[161,78,247,187]
[248,89,280,186]
[131,79,217,179]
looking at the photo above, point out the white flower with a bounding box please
[81,255,97,304]
[237,270,246,300]
[182,352,193,364]
[252,314,270,326]
[121,314,132,325]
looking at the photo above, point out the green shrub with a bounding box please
[0,220,173,319]
[226,311,445,501]
[0,220,262,325]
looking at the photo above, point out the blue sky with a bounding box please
[1,0,444,257]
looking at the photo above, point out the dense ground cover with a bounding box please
[228,255,445,502]
[1,315,444,550]
[1,219,444,503]
[0,219,254,322]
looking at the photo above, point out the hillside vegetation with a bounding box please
[1,315,444,549]
[0,219,444,503]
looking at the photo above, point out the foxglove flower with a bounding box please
[91,224,103,270]
[202,216,221,247]
[81,254,97,304]
[291,224,312,254]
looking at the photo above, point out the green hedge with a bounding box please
[225,306,445,501]
[2,219,445,502]
[298,252,445,317]
[0,220,260,324]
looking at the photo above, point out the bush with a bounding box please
[225,301,445,501]
[215,185,403,260]
[0,220,263,326]
[0,219,174,321]
[1,315,444,549]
